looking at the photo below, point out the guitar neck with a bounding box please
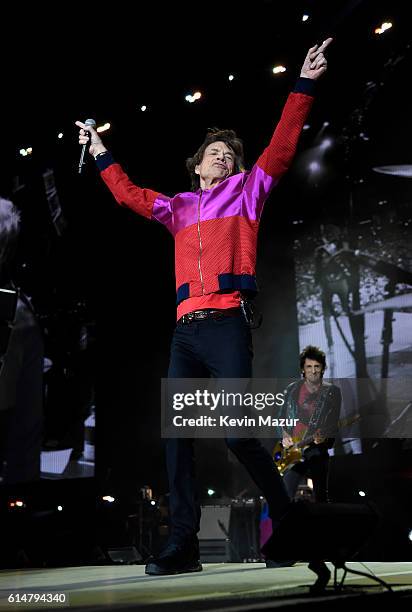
[295,436,314,449]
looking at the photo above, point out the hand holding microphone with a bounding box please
[75,119,107,173]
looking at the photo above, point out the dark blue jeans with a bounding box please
[283,451,330,503]
[166,311,290,542]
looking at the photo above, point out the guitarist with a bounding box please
[281,345,341,502]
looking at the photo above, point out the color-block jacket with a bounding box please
[96,78,316,305]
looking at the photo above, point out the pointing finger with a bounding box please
[318,37,333,53]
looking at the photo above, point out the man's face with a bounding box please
[195,141,235,185]
[302,358,324,384]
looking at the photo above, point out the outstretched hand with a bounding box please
[75,120,107,158]
[300,37,333,80]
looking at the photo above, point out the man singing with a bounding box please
[76,38,332,575]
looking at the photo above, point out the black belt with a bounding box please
[179,308,240,325]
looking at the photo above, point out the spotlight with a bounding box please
[303,124,311,131]
[228,74,234,81]
[408,530,412,542]
[309,161,321,173]
[374,22,392,35]
[19,147,33,157]
[302,14,309,22]
[207,489,215,496]
[97,123,111,133]
[320,137,333,150]
[358,490,366,497]
[150,500,156,506]
[185,91,202,103]
[57,505,63,512]
[102,495,115,503]
[140,105,147,112]
[272,65,286,75]
[8,499,26,509]
[58,133,63,139]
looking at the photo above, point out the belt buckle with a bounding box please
[183,312,195,324]
[196,310,208,320]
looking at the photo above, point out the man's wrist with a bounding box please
[293,77,317,96]
[93,149,108,159]
[95,151,115,171]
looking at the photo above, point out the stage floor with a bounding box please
[1,562,411,611]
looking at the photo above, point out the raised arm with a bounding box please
[75,121,173,232]
[245,38,333,218]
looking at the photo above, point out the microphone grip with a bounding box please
[78,143,87,174]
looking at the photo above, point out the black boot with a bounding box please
[145,536,202,576]
[308,560,331,594]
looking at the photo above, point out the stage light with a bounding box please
[408,529,412,542]
[140,105,147,112]
[58,133,63,139]
[228,74,234,81]
[272,65,286,75]
[358,490,366,497]
[97,123,111,133]
[102,495,115,503]
[150,500,156,506]
[322,121,330,127]
[8,499,26,509]
[302,14,309,22]
[309,161,321,173]
[307,479,313,489]
[19,147,33,157]
[374,22,392,35]
[57,505,63,511]
[207,489,215,496]
[320,137,333,150]
[185,91,202,103]
[303,124,311,131]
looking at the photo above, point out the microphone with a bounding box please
[78,118,96,174]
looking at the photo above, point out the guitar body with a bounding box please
[273,439,304,475]
[272,413,360,475]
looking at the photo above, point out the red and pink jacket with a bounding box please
[97,78,315,305]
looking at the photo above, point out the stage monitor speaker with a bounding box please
[199,502,261,562]
[261,500,381,565]
[105,545,143,564]
[199,505,231,562]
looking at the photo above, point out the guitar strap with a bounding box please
[306,384,331,436]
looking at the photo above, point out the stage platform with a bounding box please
[0,562,411,611]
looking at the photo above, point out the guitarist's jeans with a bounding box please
[283,451,330,502]
[166,313,291,543]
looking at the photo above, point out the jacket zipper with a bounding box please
[197,190,205,294]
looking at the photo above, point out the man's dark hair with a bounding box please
[186,127,245,191]
[299,345,327,373]
[0,198,20,279]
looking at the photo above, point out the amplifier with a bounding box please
[199,501,261,563]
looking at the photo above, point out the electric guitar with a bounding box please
[273,413,360,475]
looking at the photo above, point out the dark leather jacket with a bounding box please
[281,379,341,452]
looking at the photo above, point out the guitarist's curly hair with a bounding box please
[299,345,326,375]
